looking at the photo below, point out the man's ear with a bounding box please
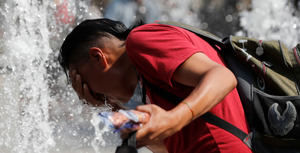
[89,47,108,68]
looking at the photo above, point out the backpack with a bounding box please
[143,21,300,153]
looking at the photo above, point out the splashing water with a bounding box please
[0,0,299,153]
[155,0,200,26]
[239,0,300,47]
[0,1,55,152]
[0,0,102,152]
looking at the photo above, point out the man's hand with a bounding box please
[135,104,185,147]
[69,69,105,106]
[69,69,124,110]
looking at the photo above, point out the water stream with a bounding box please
[0,0,298,153]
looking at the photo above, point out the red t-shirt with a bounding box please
[126,23,252,153]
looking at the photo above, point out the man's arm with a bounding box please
[135,52,237,146]
[172,52,237,122]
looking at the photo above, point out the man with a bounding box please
[59,18,252,153]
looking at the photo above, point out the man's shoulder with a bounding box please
[126,23,188,47]
[129,23,184,36]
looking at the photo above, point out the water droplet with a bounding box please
[72,130,78,136]
[83,137,88,143]
[293,24,297,29]
[225,14,233,22]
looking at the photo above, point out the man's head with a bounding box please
[59,18,129,73]
[59,18,139,104]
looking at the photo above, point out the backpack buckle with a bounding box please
[243,132,253,149]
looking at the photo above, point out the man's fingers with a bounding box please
[69,69,83,98]
[69,69,85,99]
[83,84,91,100]
[69,69,76,80]
[136,105,153,114]
[69,69,101,105]
[136,128,166,148]
[136,125,150,141]
[139,114,150,124]
[70,70,76,87]
[120,126,139,139]
[83,84,99,103]
[136,126,157,148]
[74,75,83,98]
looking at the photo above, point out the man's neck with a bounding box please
[115,47,138,101]
[123,53,138,100]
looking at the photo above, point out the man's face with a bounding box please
[70,59,129,105]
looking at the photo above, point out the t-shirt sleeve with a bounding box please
[126,24,202,87]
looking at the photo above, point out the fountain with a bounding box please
[0,0,299,153]
[239,0,300,48]
[0,0,55,152]
[0,0,105,152]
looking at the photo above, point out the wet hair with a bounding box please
[58,18,143,79]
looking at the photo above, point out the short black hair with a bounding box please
[58,18,142,79]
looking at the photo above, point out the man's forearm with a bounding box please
[171,66,237,128]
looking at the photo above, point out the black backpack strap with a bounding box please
[115,132,138,153]
[127,131,137,148]
[157,21,226,51]
[202,113,252,149]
